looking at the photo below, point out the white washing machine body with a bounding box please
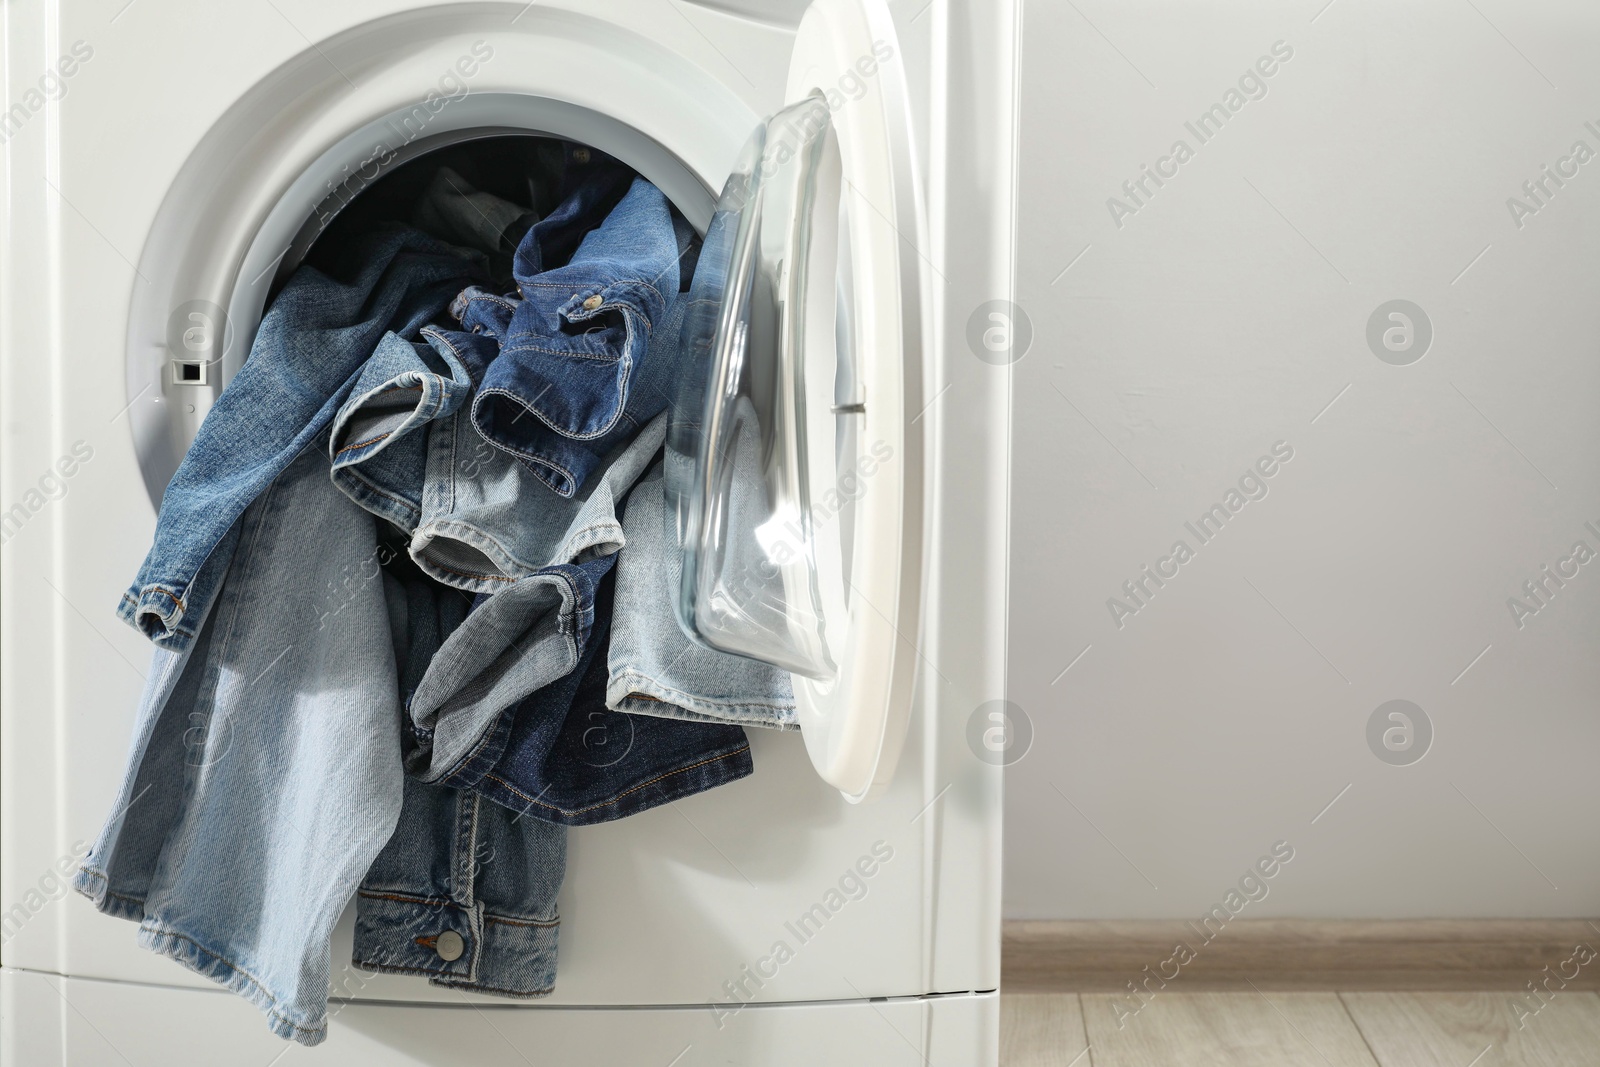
[0,1,1015,1063]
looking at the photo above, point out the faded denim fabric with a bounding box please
[459,564,753,826]
[609,463,797,729]
[328,261,755,826]
[402,415,667,783]
[460,177,696,498]
[120,226,486,650]
[407,396,664,596]
[79,147,771,1049]
[327,326,497,533]
[77,438,404,1046]
[356,557,564,998]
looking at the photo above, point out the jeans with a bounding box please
[355,556,565,1000]
[609,463,797,729]
[78,439,405,1046]
[327,269,758,817]
[460,176,698,498]
[120,225,486,650]
[402,415,667,782]
[511,143,637,275]
[83,166,767,1047]
[456,563,754,826]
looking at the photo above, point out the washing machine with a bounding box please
[0,0,1014,1063]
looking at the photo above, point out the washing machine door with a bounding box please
[666,0,923,803]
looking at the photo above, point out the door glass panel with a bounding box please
[665,94,851,681]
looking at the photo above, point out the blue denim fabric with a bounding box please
[459,177,695,498]
[356,556,564,999]
[329,284,755,823]
[354,777,564,999]
[120,226,486,650]
[403,415,666,783]
[462,563,753,826]
[515,145,636,273]
[609,462,798,729]
[408,395,664,595]
[328,326,497,533]
[411,165,539,283]
[77,438,405,1046]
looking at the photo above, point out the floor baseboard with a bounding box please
[1003,919,1600,992]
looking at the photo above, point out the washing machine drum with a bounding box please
[134,0,923,804]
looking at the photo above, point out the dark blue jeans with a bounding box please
[444,562,753,826]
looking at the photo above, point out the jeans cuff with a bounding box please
[118,583,195,650]
[72,865,148,922]
[352,889,481,983]
[606,669,799,730]
[137,918,328,1047]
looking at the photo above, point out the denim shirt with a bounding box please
[459,177,696,498]
[119,226,486,650]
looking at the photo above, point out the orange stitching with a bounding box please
[357,889,462,908]
[150,588,186,611]
[336,431,393,455]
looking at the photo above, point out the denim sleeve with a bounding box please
[467,178,692,498]
[119,225,486,650]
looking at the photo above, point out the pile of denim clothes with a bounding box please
[73,142,795,1047]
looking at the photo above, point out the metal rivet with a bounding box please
[583,295,603,311]
[435,930,464,961]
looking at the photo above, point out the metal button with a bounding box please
[582,295,603,311]
[435,930,464,961]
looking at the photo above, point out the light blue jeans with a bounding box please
[76,439,406,1045]
[608,462,797,729]
[404,413,667,782]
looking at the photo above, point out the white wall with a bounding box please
[1004,0,1600,920]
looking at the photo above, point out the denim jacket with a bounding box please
[460,177,698,498]
[119,226,486,650]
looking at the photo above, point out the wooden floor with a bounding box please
[1002,991,1600,1066]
